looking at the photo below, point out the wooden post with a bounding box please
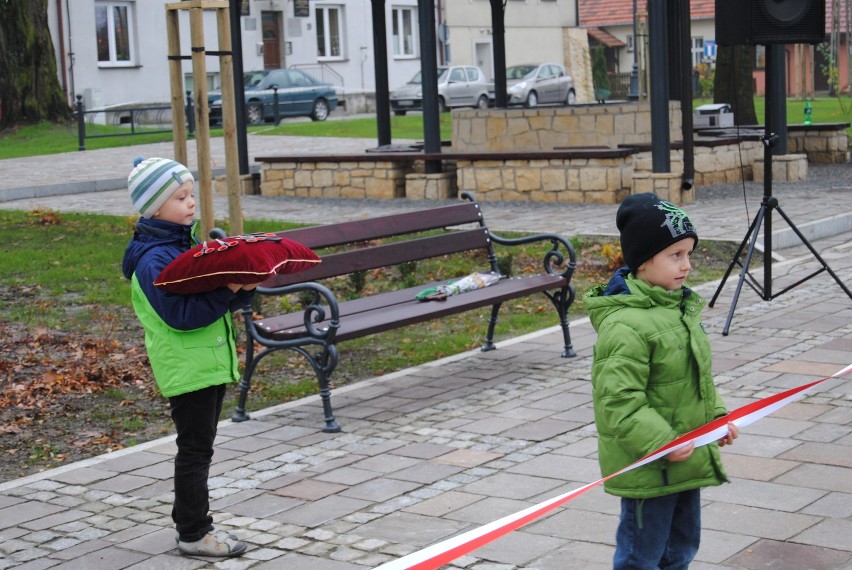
[165,0,242,239]
[216,4,243,234]
[166,10,188,166]
[189,6,214,238]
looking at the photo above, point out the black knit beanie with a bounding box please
[616,193,698,271]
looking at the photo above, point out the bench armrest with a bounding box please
[487,230,576,282]
[244,281,341,349]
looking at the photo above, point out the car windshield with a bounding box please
[409,68,449,85]
[507,65,537,80]
[244,71,269,88]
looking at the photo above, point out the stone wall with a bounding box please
[787,126,849,164]
[455,156,632,203]
[451,102,682,152]
[259,159,409,199]
[256,141,759,206]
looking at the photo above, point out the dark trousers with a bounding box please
[169,383,226,542]
[613,489,701,570]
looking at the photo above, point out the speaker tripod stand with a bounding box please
[708,131,852,336]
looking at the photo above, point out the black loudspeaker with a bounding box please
[715,0,826,46]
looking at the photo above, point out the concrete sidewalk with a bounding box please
[0,147,851,569]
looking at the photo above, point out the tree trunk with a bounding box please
[0,0,71,131]
[714,45,758,126]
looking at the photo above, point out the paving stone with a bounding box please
[0,502,65,530]
[774,463,852,493]
[702,502,820,540]
[473,530,566,566]
[270,495,370,528]
[718,453,798,481]
[703,478,827,512]
[779,441,852,468]
[20,509,93,532]
[725,538,852,569]
[793,517,852,552]
[354,511,469,547]
[697,528,760,565]
[225,494,303,518]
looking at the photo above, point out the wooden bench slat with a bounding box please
[262,228,491,286]
[272,202,484,249]
[258,274,565,342]
[255,283,447,335]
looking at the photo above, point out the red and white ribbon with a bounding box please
[376,363,852,570]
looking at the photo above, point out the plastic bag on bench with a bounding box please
[416,272,501,302]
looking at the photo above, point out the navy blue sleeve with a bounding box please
[135,248,239,331]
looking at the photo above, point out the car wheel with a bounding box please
[246,102,264,125]
[566,89,576,106]
[475,95,489,110]
[310,98,329,121]
[525,91,538,108]
[393,110,407,116]
[438,97,448,113]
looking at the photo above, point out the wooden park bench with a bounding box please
[221,192,577,432]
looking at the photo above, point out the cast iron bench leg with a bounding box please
[482,302,502,352]
[556,285,577,357]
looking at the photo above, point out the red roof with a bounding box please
[579,0,716,28]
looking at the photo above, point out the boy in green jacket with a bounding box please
[584,193,738,569]
[122,157,255,557]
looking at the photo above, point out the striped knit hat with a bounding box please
[127,157,194,218]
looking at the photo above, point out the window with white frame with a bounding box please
[95,1,135,65]
[691,37,704,67]
[316,5,344,59]
[392,7,417,57]
[627,34,634,53]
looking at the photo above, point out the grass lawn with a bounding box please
[694,95,852,132]
[4,96,849,160]
[0,113,453,160]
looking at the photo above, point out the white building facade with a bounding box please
[45,0,593,113]
[47,0,425,113]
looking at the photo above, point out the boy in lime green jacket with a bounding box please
[584,193,738,569]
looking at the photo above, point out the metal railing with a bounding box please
[289,63,344,92]
[74,92,195,151]
[608,72,631,100]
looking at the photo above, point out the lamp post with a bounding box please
[628,0,639,100]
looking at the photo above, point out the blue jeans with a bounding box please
[169,383,226,542]
[613,489,701,570]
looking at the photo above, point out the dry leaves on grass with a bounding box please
[0,322,165,480]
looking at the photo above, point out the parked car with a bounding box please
[506,63,575,107]
[208,68,338,125]
[390,66,493,116]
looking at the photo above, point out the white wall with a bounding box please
[443,0,577,79]
[47,0,425,110]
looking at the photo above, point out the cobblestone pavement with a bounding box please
[0,142,851,569]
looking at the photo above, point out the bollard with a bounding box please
[185,91,195,137]
[76,95,86,151]
[273,86,280,126]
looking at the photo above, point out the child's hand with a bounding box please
[226,283,259,293]
[717,422,739,447]
[667,441,694,462]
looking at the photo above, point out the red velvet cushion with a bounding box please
[154,233,320,294]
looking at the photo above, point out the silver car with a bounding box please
[506,63,575,107]
[390,66,493,116]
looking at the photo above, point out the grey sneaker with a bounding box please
[177,530,247,557]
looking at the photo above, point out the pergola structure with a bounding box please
[369,0,510,174]
[364,0,695,182]
[228,0,698,187]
